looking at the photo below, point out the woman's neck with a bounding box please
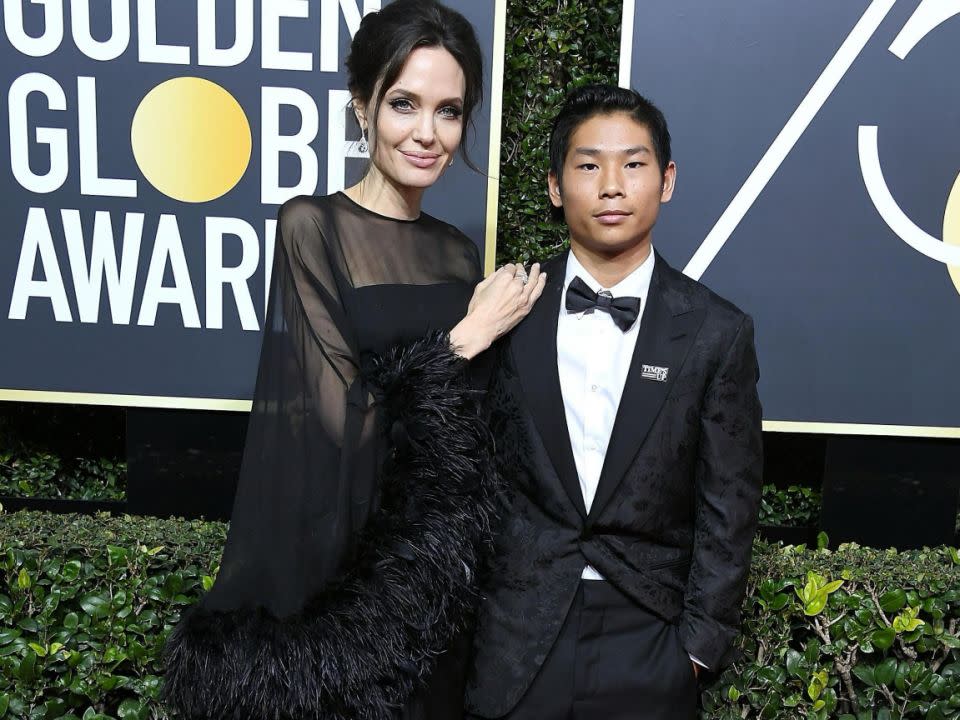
[343,169,424,221]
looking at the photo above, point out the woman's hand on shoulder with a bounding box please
[450,263,546,360]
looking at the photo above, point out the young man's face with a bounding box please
[548,111,676,256]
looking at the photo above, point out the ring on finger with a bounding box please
[515,270,529,285]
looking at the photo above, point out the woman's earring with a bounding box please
[358,129,368,154]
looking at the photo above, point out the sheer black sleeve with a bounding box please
[209,197,370,615]
[161,198,499,720]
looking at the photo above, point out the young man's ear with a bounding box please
[548,170,563,209]
[660,161,677,203]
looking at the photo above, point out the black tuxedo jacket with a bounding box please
[465,250,763,717]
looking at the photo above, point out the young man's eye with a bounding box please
[578,163,598,171]
[626,161,646,169]
[389,98,414,112]
[439,105,463,119]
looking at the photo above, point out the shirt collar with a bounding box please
[562,246,655,303]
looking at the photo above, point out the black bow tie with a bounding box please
[565,276,641,331]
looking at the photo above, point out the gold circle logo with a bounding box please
[131,77,251,203]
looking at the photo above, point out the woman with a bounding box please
[160,2,545,718]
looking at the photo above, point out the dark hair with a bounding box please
[548,84,672,220]
[345,0,483,171]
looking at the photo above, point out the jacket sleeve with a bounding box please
[678,314,763,675]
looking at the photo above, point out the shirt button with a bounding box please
[591,384,598,392]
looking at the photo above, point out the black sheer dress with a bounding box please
[162,192,499,720]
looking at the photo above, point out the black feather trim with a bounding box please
[161,332,498,719]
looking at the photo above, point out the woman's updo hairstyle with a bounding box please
[345,0,484,170]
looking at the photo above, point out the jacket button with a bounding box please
[580,528,593,541]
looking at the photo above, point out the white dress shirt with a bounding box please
[557,249,653,577]
[557,249,707,670]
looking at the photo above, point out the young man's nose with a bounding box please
[599,167,626,198]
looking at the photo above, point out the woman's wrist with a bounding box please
[449,316,492,360]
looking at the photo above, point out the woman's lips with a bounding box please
[401,151,441,169]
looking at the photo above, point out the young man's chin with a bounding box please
[573,232,651,258]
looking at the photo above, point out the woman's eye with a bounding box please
[439,105,463,119]
[389,98,414,112]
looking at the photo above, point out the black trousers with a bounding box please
[469,580,699,720]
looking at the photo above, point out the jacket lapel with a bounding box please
[586,254,705,523]
[510,251,587,519]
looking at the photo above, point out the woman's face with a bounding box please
[364,46,466,191]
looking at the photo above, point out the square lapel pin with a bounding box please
[641,364,669,382]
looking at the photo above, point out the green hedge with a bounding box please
[0,452,125,502]
[0,511,223,720]
[2,509,958,720]
[0,406,125,503]
[712,543,960,720]
[758,484,822,528]
[495,0,621,264]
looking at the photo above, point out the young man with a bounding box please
[465,85,763,719]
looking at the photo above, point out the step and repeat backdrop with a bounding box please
[620,0,960,437]
[0,0,505,409]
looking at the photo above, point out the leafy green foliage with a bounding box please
[758,484,822,527]
[495,0,622,264]
[0,401,125,502]
[2,511,958,719]
[706,542,960,719]
[0,510,224,719]
[0,452,125,502]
